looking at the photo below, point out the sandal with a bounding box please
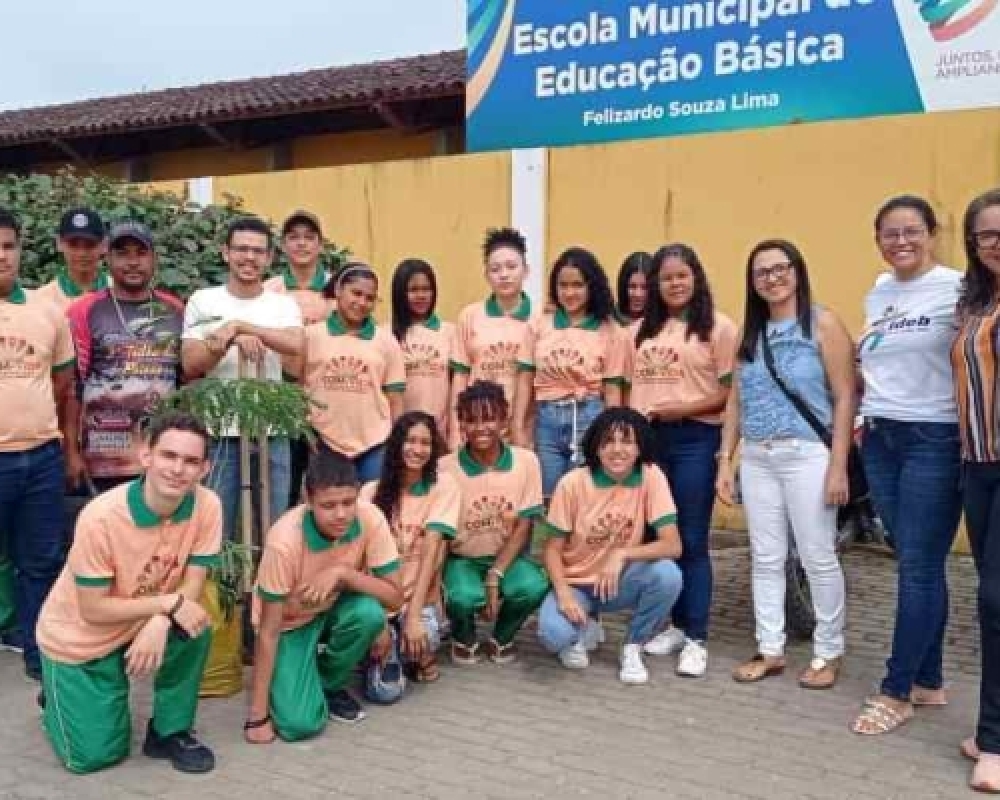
[851,698,913,735]
[798,657,842,690]
[485,638,517,665]
[415,655,441,683]
[732,654,786,683]
[450,641,481,666]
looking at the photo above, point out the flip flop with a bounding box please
[732,654,786,683]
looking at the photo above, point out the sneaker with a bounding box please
[558,641,589,670]
[325,689,366,724]
[643,627,686,657]
[676,639,708,678]
[142,723,215,774]
[580,618,605,652]
[0,629,24,654]
[620,644,649,685]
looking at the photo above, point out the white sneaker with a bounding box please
[558,641,590,670]
[619,644,649,685]
[676,639,708,678]
[581,618,605,652]
[643,627,685,657]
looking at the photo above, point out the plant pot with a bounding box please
[199,579,244,698]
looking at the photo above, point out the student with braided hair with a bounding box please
[439,380,549,665]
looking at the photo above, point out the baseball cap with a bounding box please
[108,221,154,249]
[281,210,323,238]
[58,207,106,241]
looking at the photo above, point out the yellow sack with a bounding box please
[199,579,244,698]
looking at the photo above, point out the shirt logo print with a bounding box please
[539,346,593,383]
[321,355,374,393]
[478,342,520,379]
[466,495,514,537]
[403,342,444,378]
[634,344,681,383]
[0,335,41,379]
[585,511,634,548]
[133,553,181,597]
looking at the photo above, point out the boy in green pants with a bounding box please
[440,380,550,665]
[35,411,222,775]
[245,450,403,744]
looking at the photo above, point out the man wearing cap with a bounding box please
[264,210,333,507]
[33,208,110,312]
[65,222,184,492]
[0,208,77,681]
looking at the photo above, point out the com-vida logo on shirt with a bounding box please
[0,336,41,378]
[539,346,588,379]
[403,342,444,377]
[321,356,373,393]
[585,511,635,548]
[634,345,681,383]
[858,307,931,354]
[478,342,520,377]
[467,495,515,534]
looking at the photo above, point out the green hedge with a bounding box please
[0,168,347,298]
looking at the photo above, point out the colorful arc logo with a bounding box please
[916,0,999,41]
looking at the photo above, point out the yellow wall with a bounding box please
[214,151,511,323]
[547,107,1000,333]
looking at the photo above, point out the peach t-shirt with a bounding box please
[36,481,222,664]
[31,271,111,313]
[359,471,461,605]
[628,311,737,424]
[0,285,76,452]
[451,293,534,406]
[546,464,677,585]
[439,444,544,558]
[264,268,333,326]
[401,315,454,435]
[301,315,406,457]
[517,309,627,402]
[254,502,400,632]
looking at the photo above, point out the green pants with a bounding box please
[0,553,14,632]
[41,628,211,775]
[270,592,386,742]
[444,555,549,646]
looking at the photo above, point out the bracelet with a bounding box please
[485,581,499,589]
[167,594,185,618]
[488,566,504,581]
[244,715,271,731]
[714,451,730,462]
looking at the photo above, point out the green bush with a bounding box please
[0,168,347,298]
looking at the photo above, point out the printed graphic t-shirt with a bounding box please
[860,266,961,423]
[67,289,184,478]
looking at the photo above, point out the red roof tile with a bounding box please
[0,50,466,146]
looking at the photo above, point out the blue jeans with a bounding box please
[315,438,386,485]
[0,440,66,671]
[207,437,291,543]
[535,397,603,498]
[537,560,683,650]
[651,420,721,642]
[862,417,962,700]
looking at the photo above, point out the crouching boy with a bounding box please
[35,411,222,775]
[245,450,403,744]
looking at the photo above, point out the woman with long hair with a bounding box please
[717,239,852,690]
[632,244,737,678]
[360,412,461,691]
[291,263,406,483]
[512,247,626,497]
[390,259,455,442]
[951,187,1000,792]
[852,195,963,736]
[617,251,653,325]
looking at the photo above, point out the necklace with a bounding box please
[111,290,156,338]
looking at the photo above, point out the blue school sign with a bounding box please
[466,0,1000,152]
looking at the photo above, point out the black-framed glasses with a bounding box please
[752,262,793,283]
[972,230,1000,250]
[877,227,928,244]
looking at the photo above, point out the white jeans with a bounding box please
[741,439,846,660]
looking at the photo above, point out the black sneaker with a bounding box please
[325,689,366,723]
[142,722,216,774]
[0,629,24,653]
[24,662,41,683]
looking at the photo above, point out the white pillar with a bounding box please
[510,148,548,309]
[186,176,214,208]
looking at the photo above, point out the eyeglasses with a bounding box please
[877,227,928,244]
[973,230,1000,250]
[752,262,793,283]
[228,245,270,258]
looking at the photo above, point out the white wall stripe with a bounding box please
[510,148,548,310]
[186,176,214,208]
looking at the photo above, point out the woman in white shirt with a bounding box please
[852,195,963,736]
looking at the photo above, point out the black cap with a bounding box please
[109,221,154,249]
[281,210,322,238]
[58,207,106,241]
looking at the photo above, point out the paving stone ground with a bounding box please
[0,540,984,799]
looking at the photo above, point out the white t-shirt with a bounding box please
[859,265,961,423]
[182,286,302,436]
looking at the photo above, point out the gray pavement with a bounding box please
[0,542,983,799]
